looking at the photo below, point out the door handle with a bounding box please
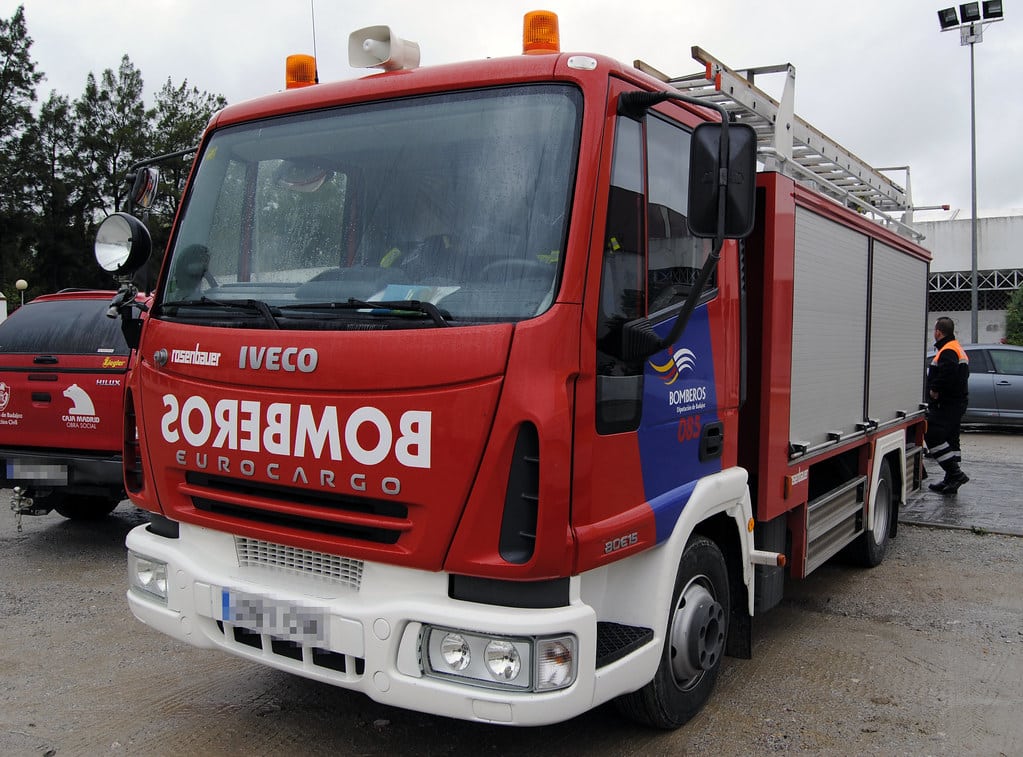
[700,421,725,462]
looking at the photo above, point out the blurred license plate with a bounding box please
[220,588,327,644]
[7,460,68,484]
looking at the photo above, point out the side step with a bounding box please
[805,476,866,574]
[905,444,925,493]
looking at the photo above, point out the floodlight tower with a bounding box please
[936,1,1005,343]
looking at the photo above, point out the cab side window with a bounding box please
[645,116,713,313]
[594,110,713,434]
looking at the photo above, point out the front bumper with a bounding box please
[126,521,609,725]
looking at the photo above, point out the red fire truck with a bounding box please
[96,12,929,728]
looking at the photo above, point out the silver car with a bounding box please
[927,344,1023,427]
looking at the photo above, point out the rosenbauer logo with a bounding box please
[160,394,431,469]
[171,343,221,367]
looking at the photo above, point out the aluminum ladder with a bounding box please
[635,47,922,240]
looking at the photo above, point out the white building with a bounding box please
[911,208,1023,344]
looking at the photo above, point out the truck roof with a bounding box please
[208,52,666,130]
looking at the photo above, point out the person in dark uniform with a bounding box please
[925,317,970,494]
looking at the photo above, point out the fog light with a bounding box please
[128,551,168,603]
[536,636,576,690]
[485,639,521,680]
[440,633,471,671]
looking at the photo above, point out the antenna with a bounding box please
[310,0,320,83]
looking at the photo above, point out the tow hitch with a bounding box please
[9,487,51,532]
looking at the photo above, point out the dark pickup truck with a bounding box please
[1,290,133,519]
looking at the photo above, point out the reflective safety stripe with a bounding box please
[931,339,968,365]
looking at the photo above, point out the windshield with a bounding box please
[160,84,581,328]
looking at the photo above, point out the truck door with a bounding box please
[573,90,731,568]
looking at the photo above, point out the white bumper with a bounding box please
[126,522,611,725]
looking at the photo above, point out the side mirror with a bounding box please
[687,122,757,239]
[95,212,152,278]
[129,166,160,211]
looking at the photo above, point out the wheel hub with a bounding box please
[669,580,725,688]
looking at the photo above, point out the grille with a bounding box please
[235,536,364,589]
[183,471,409,545]
[216,621,366,679]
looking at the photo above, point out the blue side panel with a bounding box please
[637,305,722,543]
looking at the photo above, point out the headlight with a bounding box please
[440,633,471,671]
[128,551,168,603]
[484,639,521,680]
[423,626,576,692]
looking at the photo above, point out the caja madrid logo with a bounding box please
[650,346,697,385]
[63,384,96,416]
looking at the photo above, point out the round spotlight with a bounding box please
[440,633,471,671]
[484,640,521,681]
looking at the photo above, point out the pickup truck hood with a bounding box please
[136,318,512,569]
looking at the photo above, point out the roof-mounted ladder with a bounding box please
[635,47,923,241]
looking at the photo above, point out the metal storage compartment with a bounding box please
[788,208,929,455]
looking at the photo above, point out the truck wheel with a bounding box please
[53,496,120,521]
[854,461,893,567]
[615,535,729,729]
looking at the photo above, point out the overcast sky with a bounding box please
[5,0,1022,216]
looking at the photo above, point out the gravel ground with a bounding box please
[1,432,1020,756]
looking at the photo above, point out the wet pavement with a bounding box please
[901,428,1023,536]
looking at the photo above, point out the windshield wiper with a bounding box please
[280,298,452,327]
[160,297,280,330]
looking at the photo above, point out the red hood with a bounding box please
[135,318,512,568]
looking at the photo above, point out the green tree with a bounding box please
[0,7,227,301]
[74,55,153,221]
[1005,286,1023,345]
[27,92,108,291]
[0,4,43,301]
[141,78,227,277]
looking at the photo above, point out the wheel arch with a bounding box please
[870,429,907,540]
[691,510,752,659]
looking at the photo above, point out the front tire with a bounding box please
[615,535,730,729]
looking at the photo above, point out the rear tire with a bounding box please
[854,461,894,567]
[53,495,120,521]
[615,535,730,729]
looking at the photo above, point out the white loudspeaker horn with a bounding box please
[349,26,421,71]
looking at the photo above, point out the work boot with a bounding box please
[928,480,948,493]
[941,471,970,495]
